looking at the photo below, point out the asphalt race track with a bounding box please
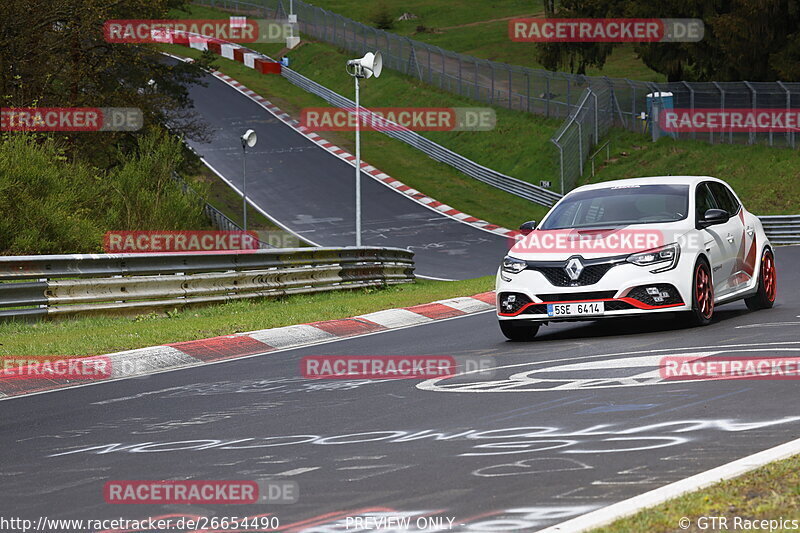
[179,68,512,280]
[1,245,798,531]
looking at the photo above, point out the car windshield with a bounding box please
[541,184,690,230]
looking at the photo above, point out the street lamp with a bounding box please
[345,51,382,247]
[240,129,257,232]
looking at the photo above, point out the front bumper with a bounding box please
[496,258,694,321]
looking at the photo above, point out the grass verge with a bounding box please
[593,453,800,532]
[280,0,664,80]
[587,132,800,215]
[169,5,800,221]
[166,4,565,228]
[0,276,494,357]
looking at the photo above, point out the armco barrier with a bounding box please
[281,68,561,206]
[169,32,560,207]
[0,248,415,321]
[760,215,800,245]
[169,33,799,242]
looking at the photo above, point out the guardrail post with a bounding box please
[526,71,531,113]
[546,76,550,118]
[490,63,495,104]
[744,81,757,145]
[508,67,513,109]
[777,82,794,149]
[577,121,583,178]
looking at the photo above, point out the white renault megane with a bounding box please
[496,176,776,341]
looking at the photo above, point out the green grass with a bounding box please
[593,453,800,532]
[171,4,800,226]
[166,3,561,228]
[295,0,541,30]
[586,132,800,215]
[0,276,493,357]
[287,0,664,81]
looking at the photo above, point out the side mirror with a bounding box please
[518,221,537,236]
[699,208,729,229]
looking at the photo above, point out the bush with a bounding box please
[0,130,207,255]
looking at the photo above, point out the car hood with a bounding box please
[508,222,693,261]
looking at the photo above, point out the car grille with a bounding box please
[604,301,637,312]
[525,256,625,287]
[537,291,617,302]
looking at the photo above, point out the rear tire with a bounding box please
[499,320,540,341]
[745,248,776,310]
[688,259,714,326]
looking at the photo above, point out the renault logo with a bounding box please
[565,257,584,281]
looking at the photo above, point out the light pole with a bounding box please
[241,129,257,232]
[345,51,382,246]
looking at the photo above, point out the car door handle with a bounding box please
[746,226,754,236]
[726,233,735,243]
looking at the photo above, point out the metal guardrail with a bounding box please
[176,25,800,244]
[0,248,415,321]
[760,215,800,245]
[171,29,561,207]
[195,0,800,201]
[280,68,561,206]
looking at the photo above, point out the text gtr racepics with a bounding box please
[496,176,776,341]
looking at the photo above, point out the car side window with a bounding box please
[708,182,739,215]
[695,183,718,221]
[722,184,741,214]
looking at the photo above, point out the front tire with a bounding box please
[745,248,776,310]
[688,259,714,326]
[499,320,540,341]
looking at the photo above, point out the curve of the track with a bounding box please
[2,246,798,531]
[180,69,511,280]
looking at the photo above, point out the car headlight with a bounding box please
[627,243,680,273]
[502,256,527,274]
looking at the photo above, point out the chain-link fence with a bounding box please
[196,0,800,195]
[551,87,615,194]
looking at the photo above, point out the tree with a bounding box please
[535,0,800,82]
[535,0,620,75]
[0,0,215,165]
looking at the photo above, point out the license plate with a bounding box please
[547,302,605,317]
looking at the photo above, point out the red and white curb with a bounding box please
[0,291,497,399]
[166,34,520,240]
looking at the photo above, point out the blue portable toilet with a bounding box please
[646,91,677,139]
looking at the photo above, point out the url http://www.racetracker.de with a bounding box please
[0,515,282,532]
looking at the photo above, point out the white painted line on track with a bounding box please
[273,467,320,477]
[537,436,800,532]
